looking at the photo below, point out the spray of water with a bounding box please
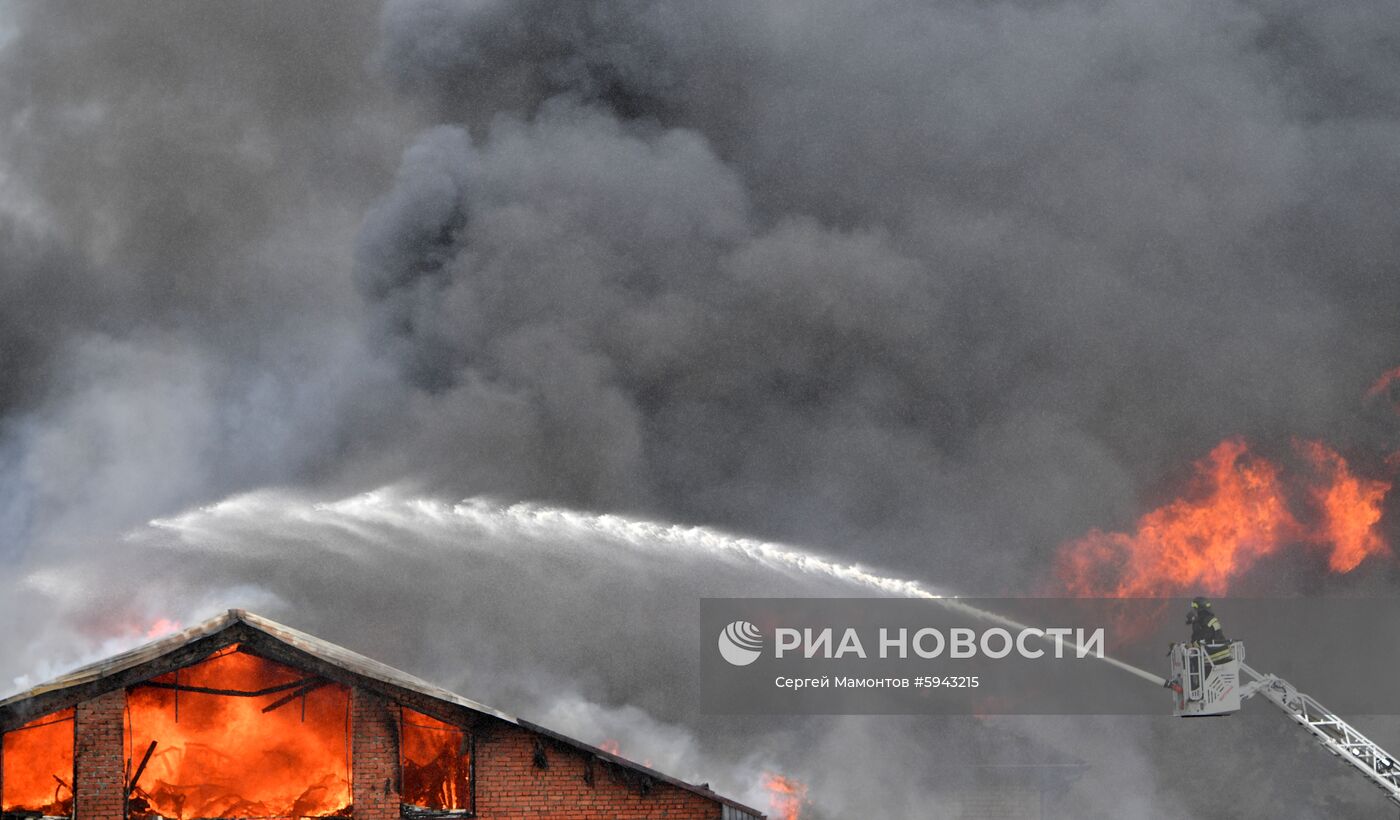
[150,489,1166,686]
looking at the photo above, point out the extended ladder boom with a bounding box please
[1239,661,1400,806]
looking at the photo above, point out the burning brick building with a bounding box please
[0,611,763,820]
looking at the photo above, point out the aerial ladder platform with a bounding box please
[1167,640,1400,807]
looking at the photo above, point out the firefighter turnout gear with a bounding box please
[1186,597,1231,662]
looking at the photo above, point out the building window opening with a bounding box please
[399,710,471,816]
[2,708,75,819]
[125,645,351,820]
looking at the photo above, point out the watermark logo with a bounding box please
[718,620,764,666]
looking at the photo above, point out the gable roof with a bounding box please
[0,610,512,722]
[0,609,764,818]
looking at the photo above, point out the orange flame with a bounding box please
[2,709,75,816]
[145,618,182,640]
[1366,365,1400,400]
[1055,438,1391,596]
[1298,439,1390,572]
[597,739,622,755]
[400,710,471,811]
[127,646,351,820]
[763,773,808,820]
[1056,438,1299,596]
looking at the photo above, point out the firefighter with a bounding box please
[1187,596,1232,663]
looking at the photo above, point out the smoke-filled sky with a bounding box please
[3,0,1400,817]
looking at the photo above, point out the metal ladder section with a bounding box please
[1239,662,1400,805]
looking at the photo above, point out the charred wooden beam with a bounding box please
[134,676,319,699]
[260,680,330,713]
[126,741,157,798]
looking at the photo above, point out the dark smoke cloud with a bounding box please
[363,0,1400,588]
[4,0,1400,816]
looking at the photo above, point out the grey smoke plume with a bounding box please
[4,0,1400,815]
[364,0,1400,589]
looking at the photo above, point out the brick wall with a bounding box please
[74,690,125,820]
[474,724,721,819]
[352,689,403,820]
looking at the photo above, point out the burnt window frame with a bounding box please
[1,707,77,820]
[396,707,474,819]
